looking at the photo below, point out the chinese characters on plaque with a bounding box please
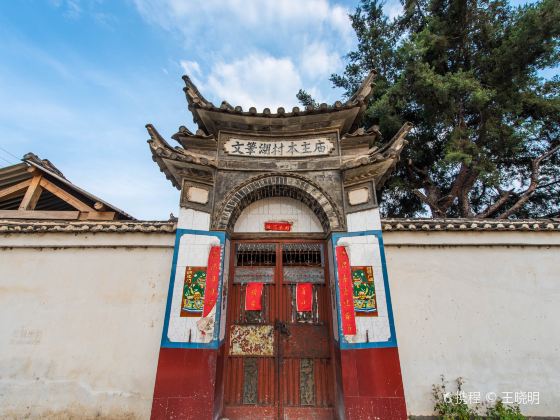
[224,137,334,158]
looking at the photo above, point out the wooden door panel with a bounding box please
[223,241,334,419]
[281,325,330,358]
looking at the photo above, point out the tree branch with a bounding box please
[407,159,447,216]
[477,188,513,218]
[412,189,445,217]
[497,144,560,219]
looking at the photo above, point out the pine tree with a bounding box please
[300,0,560,218]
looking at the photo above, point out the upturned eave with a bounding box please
[147,124,217,189]
[182,71,377,136]
[342,122,413,188]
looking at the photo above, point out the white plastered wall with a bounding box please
[384,231,560,417]
[233,196,323,233]
[0,232,174,419]
[0,229,559,418]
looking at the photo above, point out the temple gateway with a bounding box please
[148,72,411,419]
[1,71,559,420]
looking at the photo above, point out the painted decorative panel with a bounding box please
[181,266,206,317]
[229,325,275,356]
[352,266,378,316]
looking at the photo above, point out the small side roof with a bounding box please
[0,153,134,220]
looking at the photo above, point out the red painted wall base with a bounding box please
[151,346,406,420]
[340,347,407,420]
[151,348,218,420]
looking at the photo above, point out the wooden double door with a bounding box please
[222,240,336,420]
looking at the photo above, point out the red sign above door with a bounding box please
[264,221,292,231]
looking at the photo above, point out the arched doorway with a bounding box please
[211,173,346,234]
[218,175,339,420]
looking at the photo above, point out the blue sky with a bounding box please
[0,0,548,220]
[0,0,362,219]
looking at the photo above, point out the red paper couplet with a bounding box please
[336,246,357,335]
[245,282,264,311]
[202,245,222,317]
[296,283,313,312]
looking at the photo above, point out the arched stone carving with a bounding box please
[212,173,345,233]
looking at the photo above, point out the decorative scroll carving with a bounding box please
[283,267,324,284]
[243,358,258,404]
[238,243,276,252]
[282,243,322,252]
[234,267,275,284]
[300,359,315,406]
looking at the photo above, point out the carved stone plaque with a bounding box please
[224,137,334,158]
[348,187,370,205]
[187,186,209,204]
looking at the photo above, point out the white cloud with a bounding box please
[204,54,302,110]
[133,0,353,42]
[180,60,201,76]
[50,0,82,19]
[384,0,403,20]
[300,42,341,78]
[132,1,353,109]
[180,60,204,86]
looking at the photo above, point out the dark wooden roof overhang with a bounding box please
[0,154,134,220]
[182,71,376,136]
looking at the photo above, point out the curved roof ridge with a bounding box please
[180,71,377,135]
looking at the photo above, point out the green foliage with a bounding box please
[296,89,318,109]
[432,376,526,420]
[301,0,560,218]
[485,400,525,420]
